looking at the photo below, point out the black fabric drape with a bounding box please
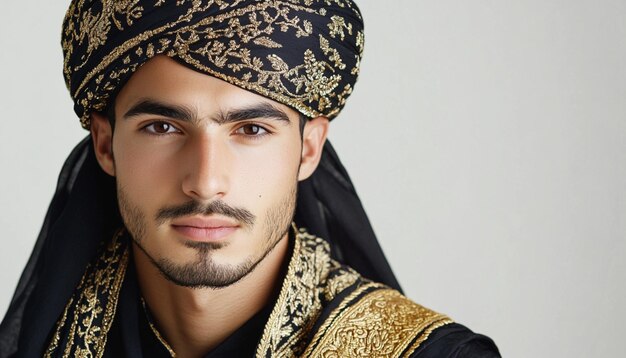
[295,142,402,291]
[3,137,121,357]
[0,136,400,356]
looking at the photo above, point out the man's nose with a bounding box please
[180,135,231,201]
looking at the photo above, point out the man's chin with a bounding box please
[131,238,253,288]
[154,257,257,289]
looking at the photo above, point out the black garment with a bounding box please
[410,324,500,358]
[139,298,273,357]
[104,258,273,358]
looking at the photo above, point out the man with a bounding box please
[1,0,499,357]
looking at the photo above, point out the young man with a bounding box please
[1,1,499,357]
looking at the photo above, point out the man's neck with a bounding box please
[132,234,290,358]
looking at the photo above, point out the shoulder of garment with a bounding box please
[303,284,500,358]
[408,322,501,358]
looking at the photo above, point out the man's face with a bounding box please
[94,56,320,288]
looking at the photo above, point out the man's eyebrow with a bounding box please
[123,99,291,125]
[215,102,291,125]
[123,99,197,123]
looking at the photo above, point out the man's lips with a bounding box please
[171,217,239,241]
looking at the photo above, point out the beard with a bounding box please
[117,182,297,289]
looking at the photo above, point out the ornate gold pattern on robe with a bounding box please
[302,288,453,357]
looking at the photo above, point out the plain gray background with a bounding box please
[1,1,625,357]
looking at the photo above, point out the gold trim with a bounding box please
[255,226,361,356]
[302,281,384,355]
[44,295,75,356]
[255,225,305,355]
[303,288,453,357]
[45,229,130,358]
[401,317,454,358]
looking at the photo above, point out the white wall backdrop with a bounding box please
[1,1,625,357]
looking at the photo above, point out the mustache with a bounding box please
[155,200,255,227]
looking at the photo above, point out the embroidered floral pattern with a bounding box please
[255,227,361,357]
[45,229,129,358]
[302,289,453,357]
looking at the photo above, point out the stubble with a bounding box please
[117,182,297,289]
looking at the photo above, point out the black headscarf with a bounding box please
[0,0,401,356]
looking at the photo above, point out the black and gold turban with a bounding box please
[62,0,365,129]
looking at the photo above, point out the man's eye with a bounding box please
[143,122,180,134]
[236,124,268,136]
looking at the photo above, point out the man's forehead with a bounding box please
[116,56,298,123]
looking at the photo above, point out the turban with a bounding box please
[62,0,365,128]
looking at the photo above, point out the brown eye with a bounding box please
[154,122,171,133]
[243,124,260,135]
[144,121,179,134]
[237,124,267,136]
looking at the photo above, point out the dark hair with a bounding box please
[297,113,307,135]
[105,104,117,132]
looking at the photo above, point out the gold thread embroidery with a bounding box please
[44,229,130,358]
[401,317,454,358]
[303,281,384,355]
[327,14,352,41]
[44,296,75,356]
[303,289,453,357]
[255,226,361,357]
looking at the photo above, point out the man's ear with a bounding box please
[298,116,329,181]
[90,112,116,177]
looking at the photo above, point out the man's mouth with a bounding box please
[170,217,239,241]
